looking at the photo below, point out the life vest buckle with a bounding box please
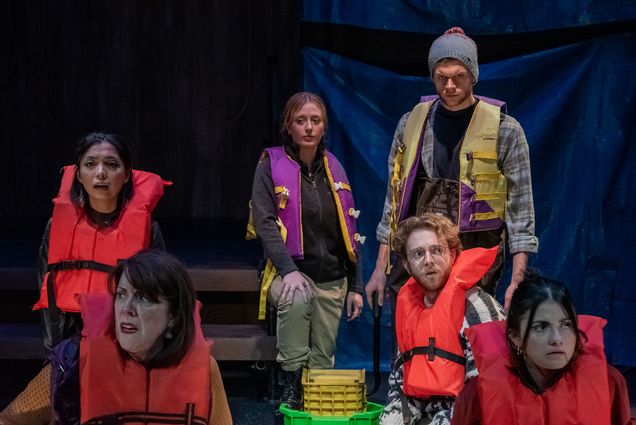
[348,208,361,219]
[427,337,436,361]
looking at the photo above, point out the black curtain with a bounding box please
[0,0,301,239]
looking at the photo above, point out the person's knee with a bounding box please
[278,291,313,318]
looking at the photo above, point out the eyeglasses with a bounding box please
[432,72,470,85]
[406,245,447,262]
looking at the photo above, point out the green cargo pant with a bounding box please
[268,273,347,372]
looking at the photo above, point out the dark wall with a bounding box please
[0,1,301,238]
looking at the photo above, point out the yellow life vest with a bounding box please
[390,100,505,241]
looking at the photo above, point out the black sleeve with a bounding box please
[346,249,364,294]
[149,220,166,250]
[250,156,298,277]
[36,219,52,292]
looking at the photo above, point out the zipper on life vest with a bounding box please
[308,171,317,189]
[312,172,326,278]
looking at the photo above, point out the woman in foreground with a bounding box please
[451,271,634,425]
[2,249,232,425]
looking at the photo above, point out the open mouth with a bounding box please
[93,183,109,190]
[120,323,137,334]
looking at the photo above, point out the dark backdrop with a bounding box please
[2,1,635,370]
[0,0,300,239]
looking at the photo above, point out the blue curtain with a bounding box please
[304,1,634,33]
[301,30,636,369]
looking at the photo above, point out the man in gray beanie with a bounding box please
[366,28,539,424]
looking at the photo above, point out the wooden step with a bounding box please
[0,239,262,292]
[189,268,259,292]
[0,323,276,361]
[0,267,260,292]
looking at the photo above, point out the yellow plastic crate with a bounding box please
[302,369,366,416]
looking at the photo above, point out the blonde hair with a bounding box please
[280,92,328,146]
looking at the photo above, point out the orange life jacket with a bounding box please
[465,315,611,425]
[34,165,167,313]
[395,246,498,398]
[79,293,212,425]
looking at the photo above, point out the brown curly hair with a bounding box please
[392,214,462,259]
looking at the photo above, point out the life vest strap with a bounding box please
[395,337,466,425]
[47,260,115,274]
[274,185,289,209]
[45,260,116,347]
[82,405,207,425]
[395,337,466,369]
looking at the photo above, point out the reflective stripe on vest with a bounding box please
[466,315,611,425]
[34,166,167,313]
[80,293,212,424]
[395,246,498,398]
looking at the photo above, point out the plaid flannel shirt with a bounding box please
[376,101,539,255]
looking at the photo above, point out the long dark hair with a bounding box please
[71,132,133,208]
[109,249,196,369]
[506,270,583,392]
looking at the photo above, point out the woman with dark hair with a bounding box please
[1,249,232,425]
[451,271,634,425]
[33,132,168,350]
[248,92,364,409]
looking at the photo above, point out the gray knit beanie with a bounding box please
[428,27,479,82]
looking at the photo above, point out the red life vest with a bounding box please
[34,165,167,313]
[79,293,212,425]
[465,315,611,425]
[395,246,498,398]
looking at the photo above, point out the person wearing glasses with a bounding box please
[365,27,538,315]
[380,214,504,425]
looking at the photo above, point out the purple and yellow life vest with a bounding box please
[247,147,362,319]
[389,99,505,241]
